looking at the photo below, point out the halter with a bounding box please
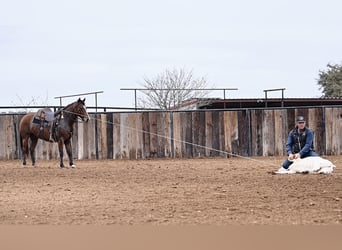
[59,101,89,122]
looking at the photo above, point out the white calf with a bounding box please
[282,156,335,174]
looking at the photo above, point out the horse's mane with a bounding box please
[62,99,85,111]
[62,101,77,111]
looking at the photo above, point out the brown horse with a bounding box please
[19,98,90,168]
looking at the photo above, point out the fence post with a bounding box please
[170,111,174,158]
[322,107,326,155]
[246,109,251,156]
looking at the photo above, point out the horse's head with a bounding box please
[73,98,90,122]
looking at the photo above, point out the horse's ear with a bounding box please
[77,98,85,105]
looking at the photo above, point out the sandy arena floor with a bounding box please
[0,156,341,225]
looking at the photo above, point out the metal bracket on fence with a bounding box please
[263,88,286,107]
[54,91,103,110]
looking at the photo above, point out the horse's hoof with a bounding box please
[71,164,76,168]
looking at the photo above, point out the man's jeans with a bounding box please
[282,151,319,169]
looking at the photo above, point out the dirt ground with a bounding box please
[0,156,341,225]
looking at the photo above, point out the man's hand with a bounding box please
[294,153,301,159]
[288,154,295,160]
[288,153,301,160]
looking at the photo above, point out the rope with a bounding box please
[69,111,280,168]
[62,109,89,121]
[52,110,342,173]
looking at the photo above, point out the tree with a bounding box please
[138,68,211,109]
[12,94,50,113]
[317,63,342,97]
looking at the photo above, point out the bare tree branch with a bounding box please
[138,68,211,109]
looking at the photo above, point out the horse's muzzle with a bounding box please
[82,115,90,122]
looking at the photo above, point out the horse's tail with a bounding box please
[18,116,23,147]
[18,116,25,154]
[19,133,23,150]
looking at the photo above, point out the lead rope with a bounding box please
[72,113,281,168]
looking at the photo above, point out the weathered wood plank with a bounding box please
[205,112,213,156]
[286,109,295,128]
[262,110,275,156]
[142,112,150,158]
[5,116,16,159]
[160,112,171,158]
[149,112,158,158]
[83,117,91,159]
[274,109,287,156]
[5,116,14,159]
[325,107,342,155]
[113,113,121,159]
[325,107,333,155]
[156,112,165,158]
[87,115,96,159]
[98,114,108,160]
[192,111,206,157]
[0,117,7,159]
[128,113,137,159]
[237,110,249,156]
[308,108,324,155]
[120,113,129,159]
[250,110,263,156]
[223,111,238,157]
[219,111,226,157]
[183,112,193,158]
[211,111,220,157]
[132,113,143,159]
[106,113,113,159]
[172,112,182,158]
[333,107,342,155]
[223,111,232,156]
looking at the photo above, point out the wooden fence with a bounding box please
[0,107,341,160]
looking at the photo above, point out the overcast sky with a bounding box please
[1,0,341,108]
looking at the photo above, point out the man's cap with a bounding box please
[297,116,305,122]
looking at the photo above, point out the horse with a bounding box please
[19,98,90,168]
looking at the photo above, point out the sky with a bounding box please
[1,0,342,109]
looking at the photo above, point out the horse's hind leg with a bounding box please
[21,136,29,166]
[64,139,75,168]
[29,136,38,166]
[58,140,65,168]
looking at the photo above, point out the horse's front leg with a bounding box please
[64,139,75,168]
[58,140,65,168]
